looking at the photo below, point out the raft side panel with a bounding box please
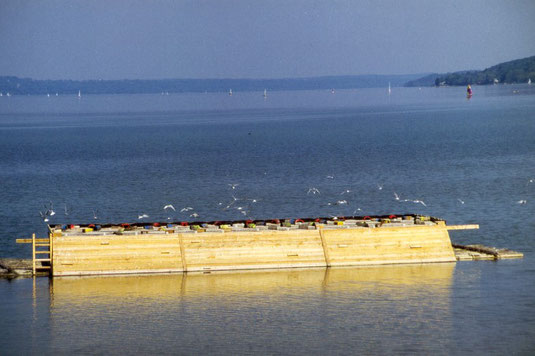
[181,229,326,272]
[52,235,184,276]
[323,225,456,266]
[51,224,456,276]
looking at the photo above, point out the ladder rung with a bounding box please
[17,238,49,244]
[35,243,50,247]
[35,258,51,262]
[35,251,50,254]
[36,266,51,269]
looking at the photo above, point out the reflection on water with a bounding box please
[51,263,455,301]
[43,264,455,354]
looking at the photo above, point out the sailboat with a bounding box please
[263,89,267,98]
[388,82,392,95]
[229,89,233,96]
[529,78,532,85]
[78,90,81,98]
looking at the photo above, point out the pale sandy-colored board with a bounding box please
[322,226,456,265]
[52,225,457,276]
[50,263,456,301]
[446,224,479,230]
[53,235,184,275]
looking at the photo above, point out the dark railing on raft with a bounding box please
[47,214,444,231]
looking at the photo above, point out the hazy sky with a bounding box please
[1,0,534,80]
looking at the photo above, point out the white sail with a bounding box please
[388,82,391,95]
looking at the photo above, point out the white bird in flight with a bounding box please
[328,200,348,206]
[411,200,427,207]
[402,197,427,207]
[48,203,56,216]
[138,214,149,219]
[44,202,55,216]
[457,199,465,204]
[307,187,321,195]
[39,211,49,222]
[223,196,240,210]
[163,204,175,211]
[394,193,426,206]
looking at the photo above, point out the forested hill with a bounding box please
[0,74,425,95]
[406,55,535,87]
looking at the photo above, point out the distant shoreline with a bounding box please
[0,74,426,96]
[406,55,535,87]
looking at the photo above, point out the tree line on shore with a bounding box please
[2,55,533,94]
[406,55,535,87]
[0,74,423,96]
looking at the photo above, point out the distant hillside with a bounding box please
[0,74,426,95]
[403,73,439,87]
[406,55,535,87]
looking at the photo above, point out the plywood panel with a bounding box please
[181,230,325,272]
[322,226,456,266]
[53,235,184,276]
[52,225,456,276]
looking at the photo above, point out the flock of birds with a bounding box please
[37,176,533,224]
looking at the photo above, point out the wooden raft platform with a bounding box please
[1,242,524,278]
[9,214,522,277]
[453,244,524,261]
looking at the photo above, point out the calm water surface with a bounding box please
[0,86,534,354]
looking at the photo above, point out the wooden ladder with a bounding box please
[32,233,52,276]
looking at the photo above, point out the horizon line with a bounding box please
[0,72,433,82]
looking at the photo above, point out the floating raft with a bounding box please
[12,214,520,277]
[453,244,524,261]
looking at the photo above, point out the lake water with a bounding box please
[1,85,534,354]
